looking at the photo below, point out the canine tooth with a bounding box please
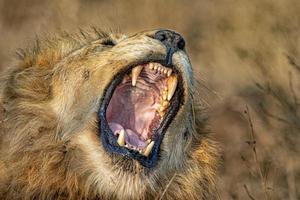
[167,75,178,100]
[143,141,155,157]
[167,69,172,77]
[117,129,126,146]
[132,65,143,86]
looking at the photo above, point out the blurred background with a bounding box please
[1,0,299,199]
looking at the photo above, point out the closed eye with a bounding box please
[102,39,115,46]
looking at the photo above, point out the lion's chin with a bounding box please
[98,61,184,168]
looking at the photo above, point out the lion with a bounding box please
[0,28,219,200]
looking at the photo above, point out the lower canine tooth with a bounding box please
[143,141,155,157]
[132,65,143,86]
[117,129,126,146]
[167,75,178,101]
[167,69,172,77]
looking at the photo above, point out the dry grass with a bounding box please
[0,0,299,199]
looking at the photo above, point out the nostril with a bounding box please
[177,38,185,50]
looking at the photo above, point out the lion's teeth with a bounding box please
[160,106,168,112]
[162,100,170,107]
[159,111,165,118]
[167,69,172,77]
[167,75,178,101]
[143,141,155,157]
[149,63,154,70]
[158,101,169,112]
[132,65,143,86]
[117,129,126,146]
[158,66,162,72]
[162,90,168,100]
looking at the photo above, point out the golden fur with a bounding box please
[0,29,219,200]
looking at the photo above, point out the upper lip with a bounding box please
[98,60,184,168]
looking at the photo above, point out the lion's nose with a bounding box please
[154,30,185,66]
[154,30,185,50]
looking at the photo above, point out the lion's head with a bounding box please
[0,29,219,200]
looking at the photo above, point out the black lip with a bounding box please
[98,61,184,168]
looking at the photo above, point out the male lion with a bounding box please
[0,29,219,200]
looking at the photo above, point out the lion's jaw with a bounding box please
[48,30,194,198]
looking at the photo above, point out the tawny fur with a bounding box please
[0,29,219,200]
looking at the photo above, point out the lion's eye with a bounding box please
[102,39,115,46]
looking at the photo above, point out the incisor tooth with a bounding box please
[143,141,155,157]
[149,63,154,70]
[167,69,172,77]
[167,75,178,101]
[154,65,158,70]
[117,129,125,146]
[132,65,143,86]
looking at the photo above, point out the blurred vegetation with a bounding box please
[1,0,299,199]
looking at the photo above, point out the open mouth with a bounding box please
[98,62,184,168]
